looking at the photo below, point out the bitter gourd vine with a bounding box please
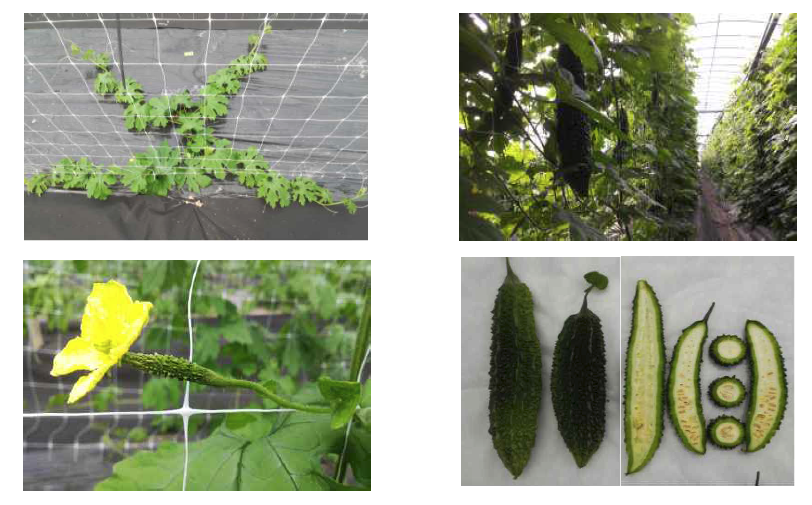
[488,258,542,479]
[624,280,664,474]
[709,375,746,408]
[25,26,365,214]
[744,320,787,452]
[707,415,745,449]
[709,334,747,366]
[667,302,714,454]
[551,272,607,468]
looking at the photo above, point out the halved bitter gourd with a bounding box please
[667,303,714,454]
[708,415,745,449]
[709,334,747,366]
[709,376,746,408]
[624,280,665,474]
[744,320,787,453]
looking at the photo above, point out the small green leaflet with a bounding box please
[291,177,331,205]
[94,72,118,94]
[170,90,194,111]
[148,96,172,128]
[25,174,51,196]
[125,102,151,131]
[208,69,241,95]
[199,85,229,119]
[584,271,609,290]
[86,171,117,200]
[257,172,292,208]
[115,77,144,104]
[179,167,211,193]
[318,377,362,429]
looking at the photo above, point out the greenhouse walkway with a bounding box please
[693,171,773,241]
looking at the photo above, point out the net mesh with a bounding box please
[24,13,368,198]
[23,260,371,490]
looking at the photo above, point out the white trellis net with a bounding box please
[24,13,368,198]
[23,260,371,490]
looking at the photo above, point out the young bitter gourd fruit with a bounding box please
[493,13,522,133]
[667,302,714,454]
[708,415,745,449]
[488,258,543,478]
[556,43,592,197]
[551,275,607,468]
[624,280,665,475]
[709,375,746,408]
[709,334,747,366]
[744,320,787,452]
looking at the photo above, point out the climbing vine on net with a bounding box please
[25,25,365,214]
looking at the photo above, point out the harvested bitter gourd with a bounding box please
[709,334,747,366]
[709,376,746,408]
[744,320,787,453]
[488,258,543,478]
[551,272,607,468]
[708,415,745,449]
[667,303,714,454]
[624,280,665,475]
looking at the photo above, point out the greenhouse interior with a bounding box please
[23,260,371,490]
[459,13,796,241]
[24,14,368,239]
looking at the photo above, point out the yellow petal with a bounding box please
[80,280,152,353]
[51,336,110,376]
[67,364,112,404]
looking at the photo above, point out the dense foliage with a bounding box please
[25,27,365,214]
[460,13,700,240]
[702,14,797,240]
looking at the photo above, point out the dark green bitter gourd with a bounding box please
[493,14,523,133]
[667,303,714,455]
[489,258,543,479]
[556,43,592,197]
[744,320,787,452]
[551,274,607,468]
[624,280,665,475]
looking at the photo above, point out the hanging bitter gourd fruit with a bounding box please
[556,43,592,197]
[551,272,607,468]
[709,334,747,366]
[624,280,665,474]
[709,375,746,408]
[667,303,714,455]
[488,258,543,478]
[744,320,787,452]
[707,415,745,449]
[493,14,523,133]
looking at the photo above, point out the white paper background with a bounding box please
[461,257,621,486]
[621,256,794,485]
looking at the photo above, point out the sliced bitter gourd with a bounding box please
[624,280,665,475]
[667,303,714,454]
[744,320,787,453]
[708,416,745,449]
[489,258,543,478]
[709,334,747,366]
[709,376,746,408]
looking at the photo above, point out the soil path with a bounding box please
[694,171,773,241]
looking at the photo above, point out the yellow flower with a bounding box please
[51,280,153,404]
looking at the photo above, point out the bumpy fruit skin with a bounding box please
[709,334,747,366]
[488,259,543,479]
[667,303,714,455]
[707,415,745,449]
[556,44,592,197]
[624,280,665,475]
[744,320,787,453]
[709,375,746,408]
[493,14,523,133]
[551,294,606,468]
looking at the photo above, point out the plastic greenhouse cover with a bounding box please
[24,14,367,239]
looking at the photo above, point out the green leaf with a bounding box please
[291,177,331,205]
[317,377,362,429]
[86,172,117,200]
[342,198,358,214]
[25,174,51,196]
[95,412,352,490]
[94,72,119,94]
[115,78,144,104]
[530,14,603,72]
[170,90,194,111]
[584,271,609,290]
[148,96,172,128]
[459,25,497,74]
[70,42,80,56]
[199,86,229,119]
[208,68,241,94]
[127,427,148,443]
[124,102,151,131]
[256,172,292,208]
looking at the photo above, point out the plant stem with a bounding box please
[121,352,330,414]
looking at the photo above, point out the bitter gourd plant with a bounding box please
[555,43,592,197]
[667,302,714,455]
[744,320,787,452]
[709,376,746,408]
[25,26,365,214]
[707,415,745,449]
[709,334,747,366]
[624,280,664,474]
[488,258,542,479]
[551,271,607,468]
